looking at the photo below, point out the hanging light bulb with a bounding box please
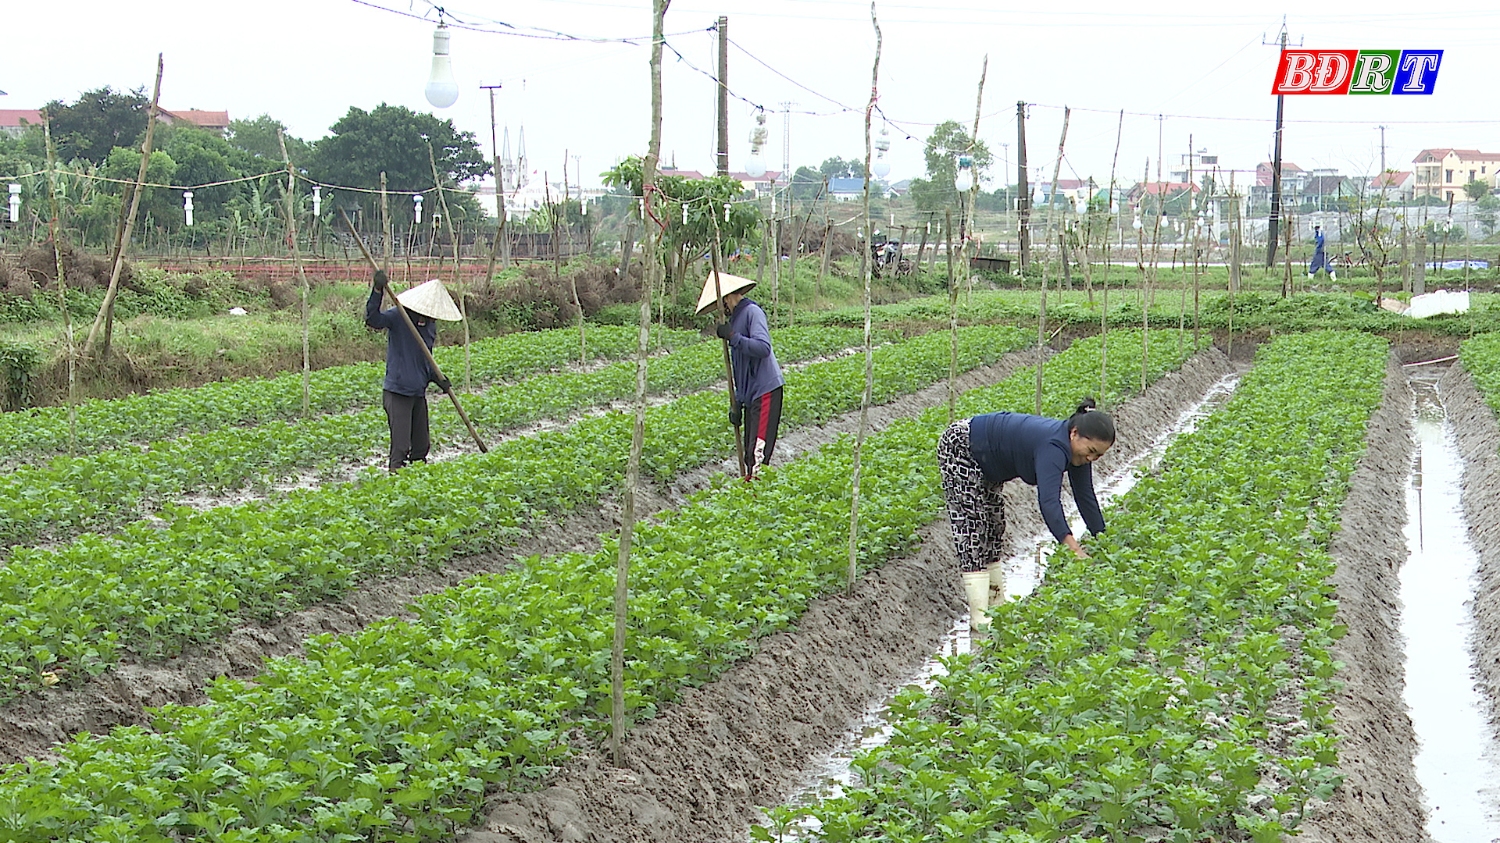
[424,22,460,109]
[745,111,768,179]
[7,184,20,224]
[312,185,322,218]
[954,155,974,193]
[414,194,424,225]
[183,190,194,227]
[872,126,891,179]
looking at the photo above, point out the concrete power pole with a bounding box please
[1016,101,1030,269]
[716,16,729,176]
[1378,125,1388,174]
[1264,19,1301,267]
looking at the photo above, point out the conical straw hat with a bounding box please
[695,271,756,315]
[397,278,463,321]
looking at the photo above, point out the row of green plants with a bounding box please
[1459,331,1500,412]
[0,324,700,466]
[0,327,868,550]
[791,331,1387,842]
[808,288,1497,336]
[0,326,1034,700]
[0,329,1201,842]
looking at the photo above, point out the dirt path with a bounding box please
[461,348,1235,843]
[0,350,1039,765]
[1301,355,1428,842]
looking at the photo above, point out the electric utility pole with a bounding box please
[481,83,510,271]
[716,16,729,176]
[1017,101,1030,269]
[1378,125,1388,174]
[1264,18,1301,267]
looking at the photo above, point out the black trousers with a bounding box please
[743,386,783,477]
[383,390,431,471]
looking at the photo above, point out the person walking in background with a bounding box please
[697,272,784,479]
[1308,224,1336,281]
[366,270,462,471]
[936,399,1116,631]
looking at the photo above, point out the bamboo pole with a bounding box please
[613,0,671,768]
[1101,109,1122,404]
[428,142,471,390]
[1036,107,1069,416]
[848,0,881,593]
[709,222,747,478]
[816,217,831,311]
[42,117,77,452]
[945,209,958,422]
[337,209,487,453]
[964,55,988,302]
[87,54,163,359]
[278,130,312,417]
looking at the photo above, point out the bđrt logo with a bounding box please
[1272,50,1442,95]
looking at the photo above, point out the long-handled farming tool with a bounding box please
[709,229,748,479]
[339,209,488,453]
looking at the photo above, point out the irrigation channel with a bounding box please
[760,371,1243,839]
[1403,369,1500,841]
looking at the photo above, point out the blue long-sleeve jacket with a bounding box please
[967,411,1106,542]
[1312,229,1326,258]
[366,287,438,397]
[726,297,783,405]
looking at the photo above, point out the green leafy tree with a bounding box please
[603,156,762,297]
[818,156,865,180]
[791,166,825,200]
[308,104,490,230]
[1464,179,1490,201]
[908,120,992,212]
[309,104,489,192]
[227,115,311,166]
[43,87,150,166]
[159,124,251,229]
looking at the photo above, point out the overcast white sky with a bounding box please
[5,0,1499,191]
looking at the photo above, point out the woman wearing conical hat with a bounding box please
[365,270,462,471]
[698,272,784,478]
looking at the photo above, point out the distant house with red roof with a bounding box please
[0,107,228,138]
[1412,148,1500,200]
[1370,170,1415,203]
[0,110,43,138]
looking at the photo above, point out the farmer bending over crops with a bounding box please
[697,271,784,479]
[366,270,462,471]
[937,399,1114,630]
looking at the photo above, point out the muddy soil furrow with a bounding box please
[1301,355,1427,843]
[0,350,1039,765]
[460,348,1233,843]
[1441,364,1500,764]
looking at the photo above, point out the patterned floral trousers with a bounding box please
[937,418,1007,573]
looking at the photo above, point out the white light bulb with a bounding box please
[183,190,194,227]
[7,184,20,224]
[954,169,974,192]
[872,158,891,179]
[746,157,766,179]
[312,185,322,218]
[424,23,459,109]
[414,194,424,224]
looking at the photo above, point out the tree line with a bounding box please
[1,87,491,250]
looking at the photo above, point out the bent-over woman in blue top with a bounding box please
[936,398,1116,630]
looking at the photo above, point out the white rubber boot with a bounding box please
[987,561,1006,608]
[963,571,991,631]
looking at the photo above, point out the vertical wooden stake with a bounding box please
[848,0,881,593]
[87,53,163,359]
[279,129,312,417]
[1036,107,1069,416]
[428,142,471,389]
[945,209,958,422]
[43,117,77,452]
[614,0,671,767]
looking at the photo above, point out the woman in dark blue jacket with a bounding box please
[937,398,1116,629]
